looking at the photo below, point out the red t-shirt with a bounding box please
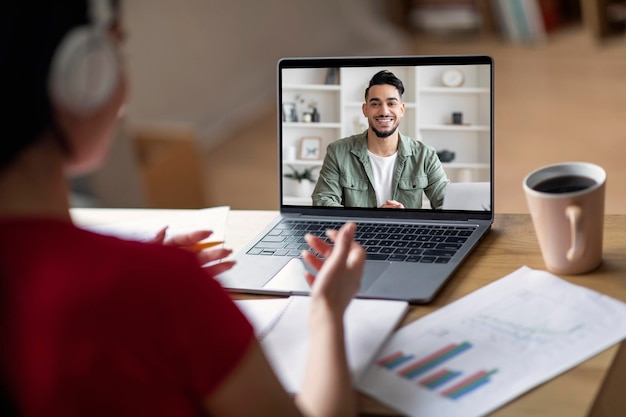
[0,217,254,417]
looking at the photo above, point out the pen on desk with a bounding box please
[180,241,224,251]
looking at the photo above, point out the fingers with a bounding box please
[301,222,358,274]
[165,230,214,247]
[321,222,356,263]
[333,222,356,253]
[301,249,324,272]
[197,248,233,265]
[199,248,236,276]
[147,226,169,244]
[346,240,366,273]
[305,222,365,313]
[202,261,237,277]
[304,233,332,260]
[304,222,354,256]
[304,271,316,287]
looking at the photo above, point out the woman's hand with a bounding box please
[301,222,365,315]
[297,222,365,417]
[149,227,236,276]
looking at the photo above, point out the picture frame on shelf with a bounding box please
[282,102,298,122]
[299,136,322,160]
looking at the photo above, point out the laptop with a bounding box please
[218,55,494,304]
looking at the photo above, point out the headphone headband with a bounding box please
[89,0,113,30]
[48,0,119,114]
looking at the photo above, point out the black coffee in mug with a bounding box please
[532,175,597,194]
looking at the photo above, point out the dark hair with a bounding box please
[364,70,405,101]
[0,1,118,169]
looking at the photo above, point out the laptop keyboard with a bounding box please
[247,220,476,264]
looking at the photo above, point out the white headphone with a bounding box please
[48,0,119,114]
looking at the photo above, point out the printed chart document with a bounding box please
[236,296,409,393]
[358,266,626,417]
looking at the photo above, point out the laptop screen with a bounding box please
[278,55,493,220]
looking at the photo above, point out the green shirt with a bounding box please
[312,132,449,209]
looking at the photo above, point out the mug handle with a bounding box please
[566,205,584,261]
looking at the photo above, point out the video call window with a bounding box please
[280,63,492,212]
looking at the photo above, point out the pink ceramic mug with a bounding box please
[523,162,606,275]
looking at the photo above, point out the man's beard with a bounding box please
[371,123,398,138]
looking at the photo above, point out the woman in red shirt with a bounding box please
[0,1,365,416]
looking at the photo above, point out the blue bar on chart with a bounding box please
[396,341,472,380]
[377,351,415,370]
[440,369,498,400]
[418,368,462,390]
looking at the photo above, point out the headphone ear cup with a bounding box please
[49,26,119,114]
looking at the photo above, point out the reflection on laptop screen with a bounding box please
[279,56,493,214]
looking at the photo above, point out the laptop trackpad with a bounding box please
[263,258,388,293]
[263,258,312,293]
[360,261,390,291]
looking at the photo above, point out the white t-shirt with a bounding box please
[368,150,397,207]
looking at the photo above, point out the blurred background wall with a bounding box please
[75,0,412,208]
[75,0,626,213]
[124,0,412,149]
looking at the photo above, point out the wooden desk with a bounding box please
[224,211,626,417]
[72,209,626,416]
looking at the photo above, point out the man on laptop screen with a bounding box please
[312,70,449,209]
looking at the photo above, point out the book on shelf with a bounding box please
[492,0,547,44]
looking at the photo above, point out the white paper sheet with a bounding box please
[77,206,229,243]
[235,298,292,339]
[358,266,626,417]
[236,296,409,393]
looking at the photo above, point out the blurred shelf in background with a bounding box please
[386,0,626,44]
[581,0,626,41]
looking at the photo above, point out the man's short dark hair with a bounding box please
[364,70,405,101]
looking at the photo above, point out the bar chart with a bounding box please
[440,369,498,400]
[419,368,461,390]
[376,340,497,401]
[396,341,471,380]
